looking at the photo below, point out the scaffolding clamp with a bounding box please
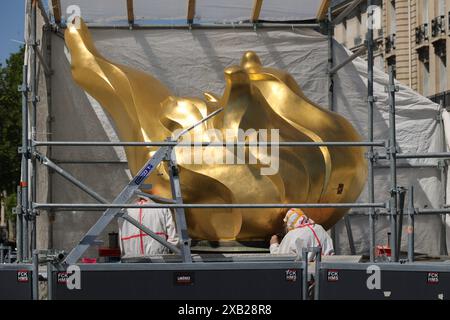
[389,188,397,197]
[368,95,378,103]
[385,200,391,211]
[387,145,398,155]
[365,150,379,163]
[389,186,405,198]
[373,209,382,220]
[396,186,407,200]
[44,250,66,263]
[18,84,28,93]
[33,151,44,164]
[31,95,40,103]
[385,139,398,157]
[18,146,31,159]
[30,208,40,218]
[385,84,399,93]
[27,39,40,48]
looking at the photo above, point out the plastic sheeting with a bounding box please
[333,46,447,255]
[440,110,450,252]
[44,25,448,256]
[56,0,324,25]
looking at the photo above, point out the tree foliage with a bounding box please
[5,193,17,221]
[0,47,24,195]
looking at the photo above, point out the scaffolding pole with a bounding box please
[18,61,28,262]
[438,106,448,256]
[407,185,415,263]
[327,6,334,112]
[15,185,22,261]
[30,0,38,257]
[367,0,376,262]
[387,66,399,262]
[85,23,321,30]
[34,203,387,210]
[32,141,385,147]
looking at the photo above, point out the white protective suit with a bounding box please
[119,198,179,258]
[270,223,334,261]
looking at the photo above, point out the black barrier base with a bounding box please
[0,264,33,300]
[49,262,304,300]
[319,262,450,300]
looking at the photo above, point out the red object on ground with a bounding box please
[375,245,391,257]
[80,258,97,264]
[98,247,121,257]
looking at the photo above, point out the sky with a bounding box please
[0,1,25,65]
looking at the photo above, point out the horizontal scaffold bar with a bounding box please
[416,208,450,215]
[33,202,387,210]
[396,153,450,159]
[33,140,386,147]
[67,23,322,30]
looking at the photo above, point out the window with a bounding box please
[421,0,429,24]
[438,0,446,16]
[388,0,396,35]
[438,55,447,93]
[435,43,447,93]
[422,62,430,96]
[418,48,430,96]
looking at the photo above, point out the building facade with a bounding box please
[332,0,450,106]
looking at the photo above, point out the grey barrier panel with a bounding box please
[0,264,33,300]
[50,262,304,300]
[319,262,450,300]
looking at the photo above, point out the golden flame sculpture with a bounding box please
[65,19,367,242]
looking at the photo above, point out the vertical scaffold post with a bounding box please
[302,248,308,300]
[314,248,321,301]
[387,65,399,262]
[32,250,39,300]
[167,149,193,263]
[20,59,29,261]
[327,6,334,111]
[438,105,448,255]
[47,261,53,300]
[16,184,23,262]
[407,185,415,263]
[30,0,38,255]
[396,187,406,258]
[367,0,376,262]
[327,5,338,253]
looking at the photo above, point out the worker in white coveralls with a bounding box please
[270,208,334,261]
[119,197,179,258]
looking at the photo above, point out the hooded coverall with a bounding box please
[119,198,179,258]
[270,223,334,261]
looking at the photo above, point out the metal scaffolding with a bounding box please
[15,0,450,300]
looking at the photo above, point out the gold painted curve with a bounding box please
[65,18,367,241]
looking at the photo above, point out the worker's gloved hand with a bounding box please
[270,235,280,245]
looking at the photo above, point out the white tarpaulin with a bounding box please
[41,23,449,256]
[55,0,324,25]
